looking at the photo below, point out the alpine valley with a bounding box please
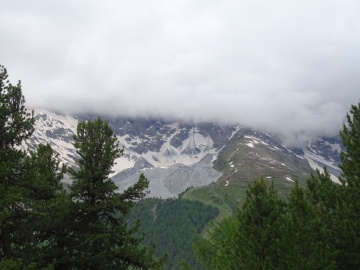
[23,109,343,199]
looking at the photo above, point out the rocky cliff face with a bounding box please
[23,109,343,198]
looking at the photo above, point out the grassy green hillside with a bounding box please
[184,134,312,219]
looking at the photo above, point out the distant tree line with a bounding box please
[0,65,163,269]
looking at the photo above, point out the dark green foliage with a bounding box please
[278,180,336,270]
[0,65,34,150]
[306,169,339,253]
[339,103,360,186]
[195,178,284,270]
[128,198,219,270]
[0,65,35,261]
[336,102,360,269]
[61,118,162,270]
[0,65,66,269]
[307,168,339,211]
[305,103,360,269]
[194,217,238,270]
[20,144,69,269]
[196,177,338,270]
[234,178,284,269]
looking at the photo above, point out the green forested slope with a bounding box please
[183,134,313,221]
[128,198,219,270]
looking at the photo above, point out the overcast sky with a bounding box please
[1,0,359,145]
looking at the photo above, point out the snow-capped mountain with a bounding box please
[23,109,343,198]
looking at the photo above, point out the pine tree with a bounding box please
[195,178,284,270]
[0,66,69,269]
[306,168,339,212]
[339,102,360,186]
[0,65,34,262]
[279,180,336,270]
[306,102,360,269]
[336,102,360,269]
[19,144,69,269]
[235,178,284,269]
[61,118,162,269]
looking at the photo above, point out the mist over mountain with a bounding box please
[2,1,360,146]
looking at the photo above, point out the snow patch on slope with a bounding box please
[23,109,78,167]
[110,156,136,178]
[119,127,216,168]
[229,125,241,139]
[304,150,340,183]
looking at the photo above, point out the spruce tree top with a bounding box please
[339,102,360,187]
[0,65,34,149]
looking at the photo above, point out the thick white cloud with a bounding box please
[1,0,359,145]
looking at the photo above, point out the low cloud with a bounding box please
[1,0,359,145]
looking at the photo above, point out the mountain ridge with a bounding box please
[22,109,343,198]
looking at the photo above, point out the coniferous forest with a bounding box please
[1,63,360,270]
[128,198,219,270]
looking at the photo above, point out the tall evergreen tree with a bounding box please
[0,66,68,269]
[339,102,360,186]
[0,65,34,262]
[336,102,360,269]
[62,118,162,269]
[279,180,336,270]
[20,144,69,269]
[305,102,360,269]
[235,178,284,270]
[195,178,284,270]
